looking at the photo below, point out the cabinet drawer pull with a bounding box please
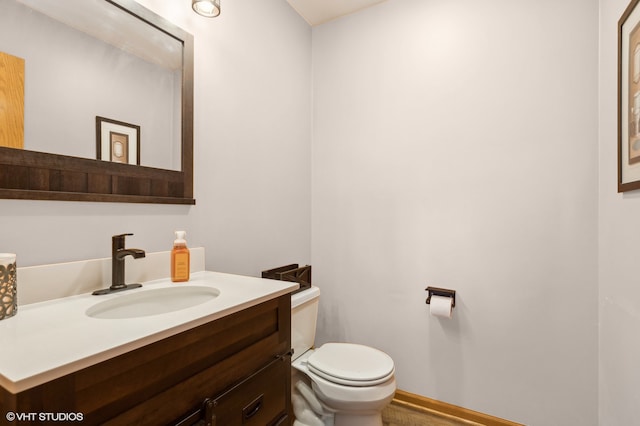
[273,414,289,425]
[204,399,215,426]
[242,394,264,422]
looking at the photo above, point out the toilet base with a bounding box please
[334,412,383,426]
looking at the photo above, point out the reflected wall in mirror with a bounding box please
[0,0,194,204]
[1,0,181,171]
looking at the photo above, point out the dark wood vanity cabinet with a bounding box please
[0,295,292,425]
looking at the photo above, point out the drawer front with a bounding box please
[211,356,289,426]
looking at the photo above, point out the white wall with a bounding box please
[311,0,599,424]
[178,0,313,276]
[0,0,311,278]
[1,0,621,423]
[598,0,640,424]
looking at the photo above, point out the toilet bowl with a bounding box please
[291,287,396,426]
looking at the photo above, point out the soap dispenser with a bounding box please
[171,231,190,282]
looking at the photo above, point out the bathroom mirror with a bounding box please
[0,0,194,204]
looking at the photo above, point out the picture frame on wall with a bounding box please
[96,116,140,166]
[618,0,640,192]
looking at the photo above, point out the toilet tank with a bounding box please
[291,286,320,361]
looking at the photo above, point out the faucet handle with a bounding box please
[112,233,134,250]
[113,233,134,238]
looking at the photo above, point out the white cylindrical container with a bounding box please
[0,253,17,320]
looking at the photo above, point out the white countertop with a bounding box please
[0,271,298,394]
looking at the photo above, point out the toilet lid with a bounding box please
[307,343,395,387]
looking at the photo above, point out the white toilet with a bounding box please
[291,286,396,426]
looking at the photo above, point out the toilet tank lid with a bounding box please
[291,286,320,308]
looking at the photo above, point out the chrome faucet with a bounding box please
[92,233,146,295]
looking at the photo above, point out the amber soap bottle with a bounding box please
[171,230,190,282]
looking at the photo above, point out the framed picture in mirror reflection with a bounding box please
[96,116,140,166]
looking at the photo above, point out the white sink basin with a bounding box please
[86,286,220,319]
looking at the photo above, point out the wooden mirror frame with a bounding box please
[0,0,194,205]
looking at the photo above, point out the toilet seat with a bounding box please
[307,343,395,387]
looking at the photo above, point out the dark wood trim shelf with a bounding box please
[0,148,194,203]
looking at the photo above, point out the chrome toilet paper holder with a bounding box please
[425,287,456,308]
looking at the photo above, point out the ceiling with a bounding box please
[286,0,387,26]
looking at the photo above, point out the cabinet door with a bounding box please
[209,356,289,426]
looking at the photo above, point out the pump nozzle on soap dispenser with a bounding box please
[171,230,190,282]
